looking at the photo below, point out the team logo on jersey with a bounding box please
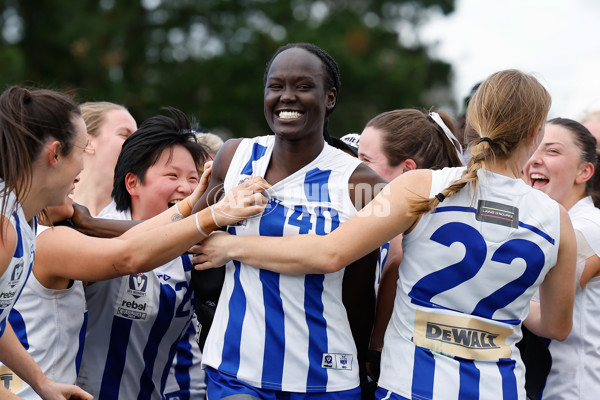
[128,274,148,298]
[0,366,23,392]
[413,310,513,360]
[321,353,353,370]
[8,260,24,288]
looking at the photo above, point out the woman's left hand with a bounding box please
[191,231,236,269]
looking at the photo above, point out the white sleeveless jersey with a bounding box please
[76,203,201,400]
[202,136,362,392]
[542,196,600,400]
[378,167,561,400]
[0,182,35,338]
[2,272,86,398]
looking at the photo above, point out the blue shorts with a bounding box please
[375,387,409,400]
[205,367,361,400]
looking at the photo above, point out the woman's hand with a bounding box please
[188,161,213,207]
[191,231,236,269]
[211,176,269,227]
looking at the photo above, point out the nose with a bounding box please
[280,86,296,103]
[177,178,195,195]
[73,176,81,184]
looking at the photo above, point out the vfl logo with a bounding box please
[127,274,148,299]
[9,260,24,288]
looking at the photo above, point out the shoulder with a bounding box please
[212,138,245,179]
[0,217,18,278]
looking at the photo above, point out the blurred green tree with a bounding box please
[0,0,455,138]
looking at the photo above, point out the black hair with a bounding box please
[112,107,209,211]
[264,42,341,144]
[547,117,600,204]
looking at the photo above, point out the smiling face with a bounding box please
[127,145,199,220]
[263,47,336,141]
[524,123,590,208]
[358,126,405,181]
[49,115,88,207]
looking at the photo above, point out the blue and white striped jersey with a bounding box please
[378,167,561,400]
[202,136,362,393]
[76,203,201,400]
[0,182,35,338]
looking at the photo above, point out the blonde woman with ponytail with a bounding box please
[195,69,577,400]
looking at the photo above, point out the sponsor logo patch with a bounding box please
[413,310,513,360]
[476,200,519,228]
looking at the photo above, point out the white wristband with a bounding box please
[210,205,222,228]
[195,213,209,238]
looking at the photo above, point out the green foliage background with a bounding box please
[0,0,456,139]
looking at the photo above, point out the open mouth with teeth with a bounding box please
[168,199,182,208]
[530,173,549,189]
[277,110,303,120]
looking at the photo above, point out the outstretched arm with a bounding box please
[35,175,268,284]
[195,169,430,274]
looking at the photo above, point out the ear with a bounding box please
[85,134,96,155]
[401,158,417,173]
[47,141,61,167]
[575,162,595,185]
[125,172,140,197]
[326,87,337,111]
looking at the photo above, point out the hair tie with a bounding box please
[479,137,493,145]
[428,112,466,166]
[434,192,446,202]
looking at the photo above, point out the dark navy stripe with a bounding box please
[218,257,246,375]
[240,143,268,176]
[161,317,194,399]
[433,205,555,244]
[7,309,28,349]
[305,274,328,391]
[498,358,518,399]
[259,269,284,389]
[137,283,177,400]
[518,221,555,245]
[12,211,23,257]
[75,311,88,374]
[432,206,477,214]
[458,359,480,399]
[99,317,133,399]
[411,347,435,399]
[304,168,332,202]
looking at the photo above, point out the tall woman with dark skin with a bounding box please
[196,70,577,400]
[192,43,385,399]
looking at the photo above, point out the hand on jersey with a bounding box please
[211,176,269,227]
[191,231,235,269]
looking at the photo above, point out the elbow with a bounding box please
[117,252,141,276]
[320,251,346,274]
[546,319,572,342]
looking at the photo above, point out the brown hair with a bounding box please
[409,70,551,215]
[80,101,127,138]
[0,86,80,234]
[365,109,463,170]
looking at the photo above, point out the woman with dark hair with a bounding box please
[0,86,92,399]
[192,43,385,399]
[524,117,600,399]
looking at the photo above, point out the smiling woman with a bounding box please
[523,118,600,399]
[192,42,386,399]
